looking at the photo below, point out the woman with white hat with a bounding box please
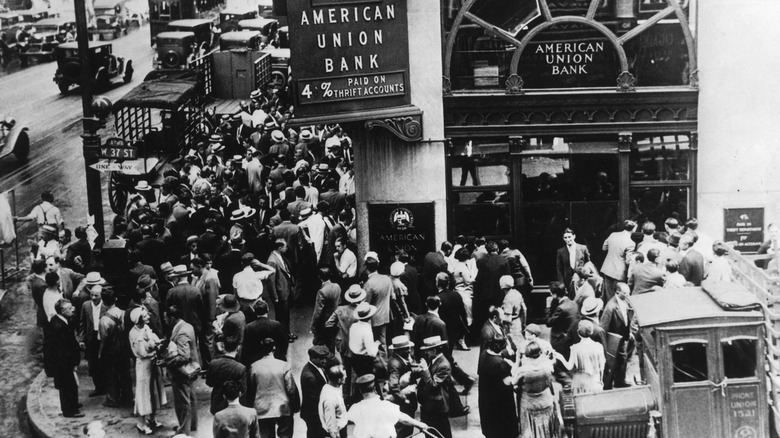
[128,306,166,435]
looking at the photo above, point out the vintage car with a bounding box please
[237,17,277,46]
[89,0,129,40]
[219,7,256,33]
[153,31,196,68]
[19,10,47,22]
[218,30,261,51]
[0,115,30,163]
[53,41,133,93]
[0,12,23,57]
[18,17,74,62]
[165,18,214,50]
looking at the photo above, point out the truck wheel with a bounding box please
[12,130,30,162]
[58,81,70,94]
[108,172,128,214]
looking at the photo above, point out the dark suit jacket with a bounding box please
[241,317,288,365]
[600,297,634,340]
[198,230,222,257]
[546,297,579,356]
[679,249,705,286]
[437,290,468,347]
[267,250,293,302]
[401,264,422,315]
[411,312,447,359]
[417,354,452,415]
[420,251,448,300]
[299,362,327,423]
[79,301,107,344]
[387,353,417,412]
[556,244,591,289]
[47,315,81,380]
[135,237,168,275]
[31,275,48,328]
[206,355,247,414]
[166,282,204,333]
[473,253,511,305]
[628,263,665,295]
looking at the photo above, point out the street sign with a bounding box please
[89,157,158,175]
[99,137,138,160]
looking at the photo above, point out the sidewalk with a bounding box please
[26,305,482,438]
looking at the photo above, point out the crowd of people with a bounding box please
[14,79,752,438]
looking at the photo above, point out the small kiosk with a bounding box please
[629,286,767,438]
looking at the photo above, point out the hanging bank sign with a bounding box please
[288,0,411,118]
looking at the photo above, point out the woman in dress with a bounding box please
[707,240,734,282]
[451,247,476,349]
[500,275,526,349]
[555,320,606,394]
[128,307,166,435]
[513,341,561,438]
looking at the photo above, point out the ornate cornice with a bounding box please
[365,114,423,143]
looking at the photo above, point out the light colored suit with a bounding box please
[247,355,300,418]
[601,230,634,281]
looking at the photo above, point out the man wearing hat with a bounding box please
[417,336,456,438]
[192,256,221,367]
[348,301,380,379]
[600,282,635,389]
[300,345,333,438]
[179,235,201,266]
[387,335,419,437]
[345,374,429,438]
[35,224,62,261]
[78,284,107,397]
[218,294,246,346]
[325,284,364,395]
[165,265,204,348]
[570,297,607,352]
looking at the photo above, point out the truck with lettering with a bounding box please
[556,280,771,438]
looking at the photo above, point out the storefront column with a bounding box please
[618,132,632,221]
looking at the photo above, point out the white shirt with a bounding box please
[319,384,347,434]
[349,320,378,357]
[43,289,63,322]
[301,214,327,261]
[346,396,401,438]
[568,244,576,269]
[91,301,102,332]
[232,266,271,301]
[335,248,357,278]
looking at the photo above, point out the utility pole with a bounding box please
[73,0,106,245]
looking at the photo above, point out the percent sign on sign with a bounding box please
[321,82,332,97]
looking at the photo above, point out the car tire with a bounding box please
[62,61,80,83]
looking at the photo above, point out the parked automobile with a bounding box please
[166,18,214,50]
[18,17,75,63]
[19,10,46,22]
[219,30,261,51]
[0,12,23,58]
[53,41,133,94]
[153,31,196,68]
[219,7,255,33]
[89,0,129,40]
[0,115,30,163]
[237,17,277,46]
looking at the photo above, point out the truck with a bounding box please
[89,0,129,40]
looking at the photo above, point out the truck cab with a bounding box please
[18,17,75,62]
[219,30,261,51]
[219,7,256,33]
[154,31,196,68]
[89,0,129,40]
[0,12,23,57]
[237,17,277,47]
[166,18,214,52]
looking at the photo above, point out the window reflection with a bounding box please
[672,341,708,383]
[631,135,690,181]
[522,154,618,202]
[722,339,757,379]
[630,186,689,227]
[452,191,511,236]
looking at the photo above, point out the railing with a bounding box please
[188,53,212,95]
[726,246,780,436]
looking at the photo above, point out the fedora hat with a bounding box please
[137,274,156,290]
[388,335,414,350]
[353,302,377,320]
[85,271,106,285]
[420,335,448,350]
[345,284,367,303]
[364,251,379,263]
[271,130,285,142]
[218,294,240,313]
[171,264,191,277]
[134,180,152,192]
[300,130,313,141]
[160,262,175,276]
[581,297,603,317]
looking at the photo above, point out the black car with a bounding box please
[53,41,133,93]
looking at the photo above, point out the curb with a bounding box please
[26,371,53,438]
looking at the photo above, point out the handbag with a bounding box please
[165,338,201,381]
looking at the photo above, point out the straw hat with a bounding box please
[581,297,604,317]
[344,284,366,303]
[388,335,414,350]
[420,335,448,350]
[353,302,377,320]
[85,271,106,286]
[134,180,152,192]
[171,264,191,277]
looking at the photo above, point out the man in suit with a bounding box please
[546,281,579,359]
[362,252,394,348]
[311,266,341,349]
[135,225,168,278]
[601,282,635,389]
[213,380,260,438]
[411,296,447,360]
[246,338,300,438]
[300,346,331,438]
[198,218,222,257]
[48,299,84,417]
[601,220,637,304]
[65,226,92,274]
[397,250,422,315]
[206,339,246,415]
[556,228,591,294]
[192,256,221,368]
[471,241,510,340]
[678,233,705,286]
[242,300,288,365]
[30,260,49,330]
[45,255,85,306]
[179,235,201,266]
[386,335,419,437]
[435,272,468,354]
[99,288,133,407]
[165,305,201,435]
[417,336,457,438]
[420,242,452,301]
[166,264,204,342]
[267,238,295,341]
[628,248,666,294]
[79,285,107,397]
[479,306,515,358]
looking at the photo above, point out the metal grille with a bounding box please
[584,423,648,438]
[113,106,151,143]
[188,54,212,95]
[253,52,271,91]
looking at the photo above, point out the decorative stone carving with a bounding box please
[443,77,452,96]
[616,71,636,92]
[689,69,699,89]
[505,74,524,95]
[365,115,423,142]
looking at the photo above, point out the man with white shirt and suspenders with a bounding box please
[15,191,64,239]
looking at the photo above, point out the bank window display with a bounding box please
[629,134,693,226]
[449,139,512,238]
[442,0,695,91]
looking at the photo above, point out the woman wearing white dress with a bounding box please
[555,320,605,394]
[451,247,476,350]
[128,307,166,435]
[707,241,734,282]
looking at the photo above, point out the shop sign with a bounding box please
[287,0,410,118]
[724,207,764,253]
[368,202,435,271]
